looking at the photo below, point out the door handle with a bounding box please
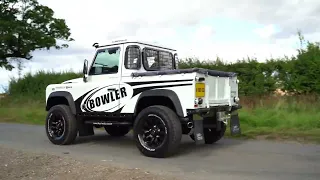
[107,88,116,91]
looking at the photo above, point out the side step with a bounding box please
[84,121,132,126]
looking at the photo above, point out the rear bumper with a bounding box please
[186,104,242,116]
[185,104,242,145]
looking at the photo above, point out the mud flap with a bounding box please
[192,114,205,145]
[78,121,94,136]
[230,111,241,135]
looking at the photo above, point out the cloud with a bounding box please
[177,40,298,62]
[193,25,216,41]
[1,0,320,92]
[38,0,320,41]
[253,24,277,39]
[0,47,91,93]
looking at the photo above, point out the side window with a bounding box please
[124,46,140,69]
[143,48,174,71]
[159,51,174,70]
[89,47,120,75]
[144,49,158,70]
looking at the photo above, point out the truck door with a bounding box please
[80,45,123,113]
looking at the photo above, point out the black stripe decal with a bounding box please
[75,87,99,112]
[75,81,193,113]
[82,86,113,112]
[75,87,99,102]
[132,83,193,97]
[127,79,193,86]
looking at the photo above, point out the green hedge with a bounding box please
[8,70,82,99]
[178,39,320,95]
[6,33,320,99]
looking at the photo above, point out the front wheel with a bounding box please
[133,105,182,158]
[45,105,78,145]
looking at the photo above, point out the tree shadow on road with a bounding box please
[75,131,136,147]
[175,138,245,157]
[73,130,245,158]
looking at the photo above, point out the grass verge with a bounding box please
[0,96,46,124]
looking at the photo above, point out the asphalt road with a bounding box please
[0,123,319,180]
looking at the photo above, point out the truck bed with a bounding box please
[131,68,239,108]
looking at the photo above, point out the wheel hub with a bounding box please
[47,112,65,139]
[138,114,167,150]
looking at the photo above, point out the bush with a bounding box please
[177,33,320,96]
[8,70,82,100]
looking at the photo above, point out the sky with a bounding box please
[1,0,320,92]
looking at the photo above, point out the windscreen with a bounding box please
[89,47,120,75]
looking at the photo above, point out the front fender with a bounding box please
[46,91,77,114]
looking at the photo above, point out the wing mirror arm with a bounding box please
[83,59,89,82]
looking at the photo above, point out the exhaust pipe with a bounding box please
[187,121,193,128]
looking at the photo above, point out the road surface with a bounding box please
[0,123,319,180]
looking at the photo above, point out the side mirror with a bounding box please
[83,59,89,82]
[174,53,179,69]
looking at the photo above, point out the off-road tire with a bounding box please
[190,121,226,144]
[133,105,182,158]
[104,126,131,136]
[45,104,78,145]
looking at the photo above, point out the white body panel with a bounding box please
[200,74,233,107]
[119,73,196,115]
[46,74,197,116]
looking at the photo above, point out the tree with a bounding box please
[0,0,74,70]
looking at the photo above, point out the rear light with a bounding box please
[194,98,203,108]
[195,77,205,82]
[198,98,203,104]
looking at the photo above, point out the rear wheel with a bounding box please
[190,121,226,144]
[45,105,78,145]
[104,126,130,137]
[133,105,182,158]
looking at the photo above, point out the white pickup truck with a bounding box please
[45,39,242,158]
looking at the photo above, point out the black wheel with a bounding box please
[133,105,182,158]
[104,126,130,136]
[45,104,78,145]
[190,121,226,144]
